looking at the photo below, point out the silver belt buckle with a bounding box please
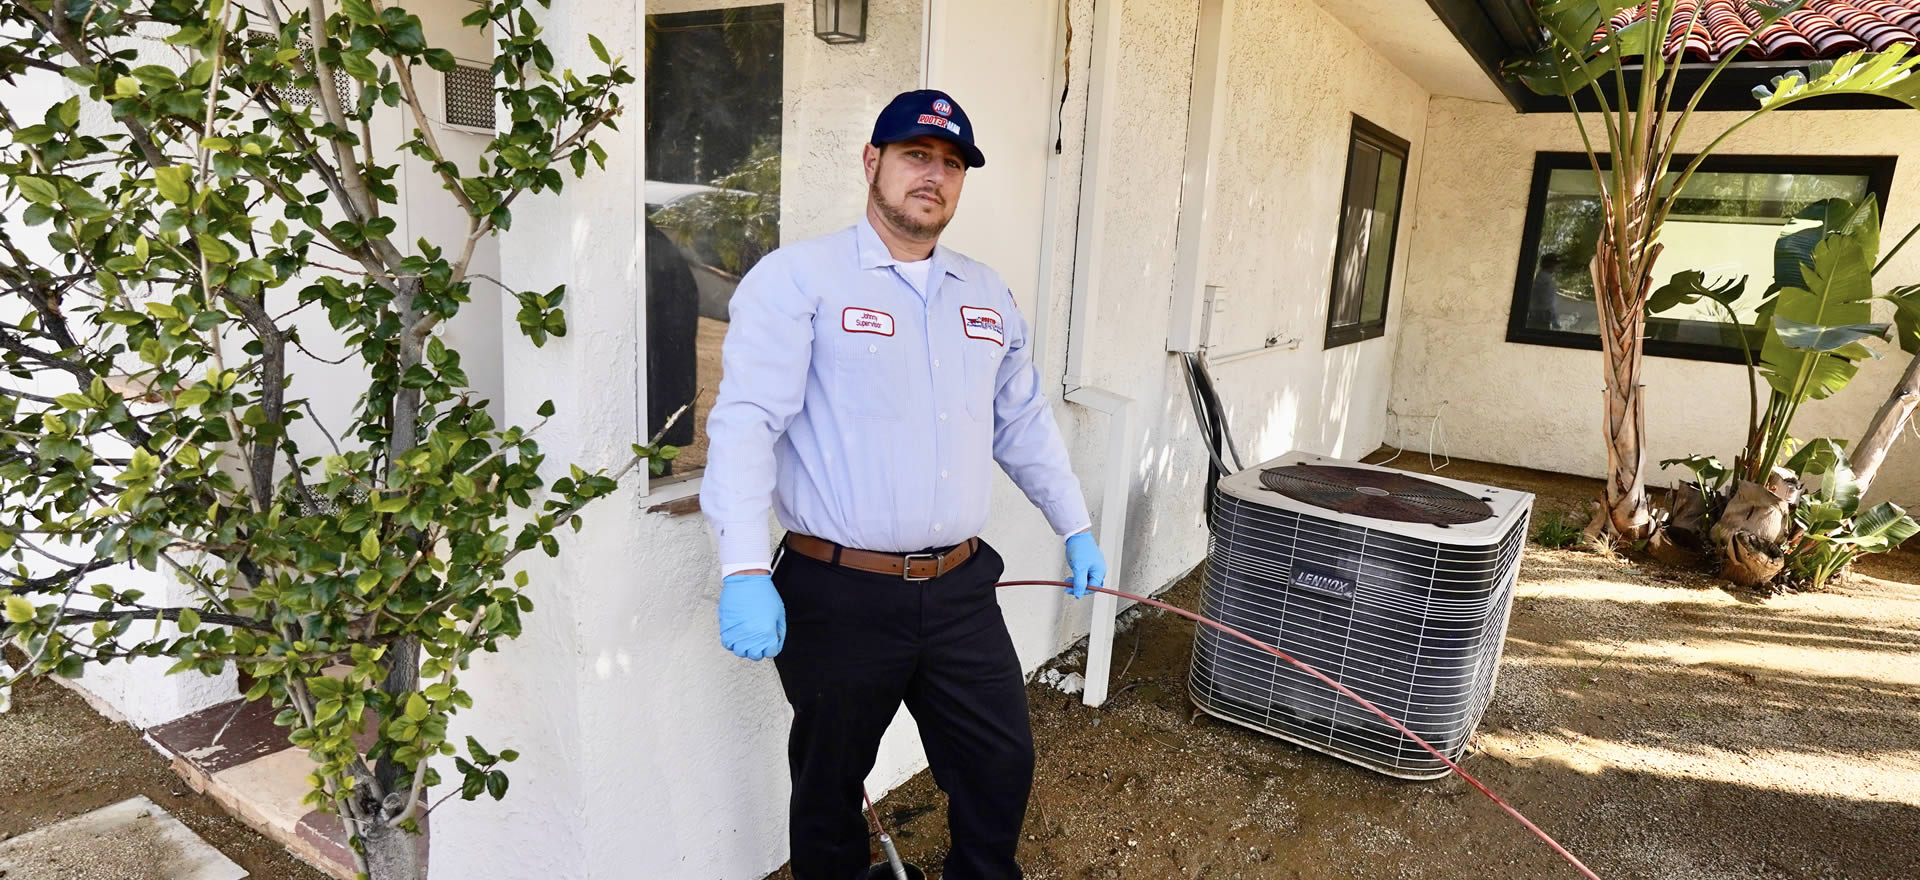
[901,552,935,581]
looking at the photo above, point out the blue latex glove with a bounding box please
[1064,531,1107,599]
[718,574,786,661]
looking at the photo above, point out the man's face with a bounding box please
[865,136,967,241]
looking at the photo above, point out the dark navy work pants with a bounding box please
[772,539,1033,880]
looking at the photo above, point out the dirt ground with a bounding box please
[0,661,332,880]
[770,456,1920,880]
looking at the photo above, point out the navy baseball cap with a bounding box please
[870,89,985,169]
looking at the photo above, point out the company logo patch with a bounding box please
[1290,565,1357,601]
[960,306,1004,346]
[915,114,964,136]
[932,98,954,117]
[843,307,895,337]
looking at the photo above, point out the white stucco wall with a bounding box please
[1060,0,1432,616]
[1393,97,1920,507]
[439,0,1439,876]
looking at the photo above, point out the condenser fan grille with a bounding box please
[1258,464,1494,525]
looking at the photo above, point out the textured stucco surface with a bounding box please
[1393,97,1920,507]
[1061,0,1432,622]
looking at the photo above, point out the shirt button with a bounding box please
[933,359,941,368]
[933,523,944,532]
[869,344,877,353]
[940,470,948,479]
[939,412,948,421]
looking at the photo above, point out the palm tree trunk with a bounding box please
[1849,350,1920,492]
[1591,236,1659,542]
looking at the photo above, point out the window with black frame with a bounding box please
[1325,116,1410,349]
[1508,152,1896,363]
[644,4,784,476]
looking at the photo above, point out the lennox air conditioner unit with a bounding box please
[1188,451,1533,779]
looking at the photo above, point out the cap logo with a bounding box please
[916,114,964,136]
[932,99,954,117]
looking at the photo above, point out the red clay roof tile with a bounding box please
[1601,0,1920,61]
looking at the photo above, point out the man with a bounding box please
[700,89,1108,880]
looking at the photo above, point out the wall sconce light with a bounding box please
[814,0,868,44]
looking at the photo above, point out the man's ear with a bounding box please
[862,143,881,185]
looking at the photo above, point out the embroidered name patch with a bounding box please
[843,307,895,336]
[916,114,964,136]
[960,306,1004,345]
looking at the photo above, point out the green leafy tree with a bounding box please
[0,2,659,878]
[1507,0,1920,542]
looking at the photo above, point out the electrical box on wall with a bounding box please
[1199,285,1228,353]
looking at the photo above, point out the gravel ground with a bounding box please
[0,660,333,880]
[766,457,1920,880]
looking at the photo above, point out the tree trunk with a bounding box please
[1590,240,1659,542]
[1849,349,1920,492]
[360,813,425,880]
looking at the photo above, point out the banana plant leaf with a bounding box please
[1831,502,1920,551]
[1754,44,1920,112]
[1505,3,1650,96]
[1648,270,1748,315]
[1769,316,1891,353]
[1807,458,1863,518]
[1659,453,1731,492]
[1890,284,1920,355]
[1783,437,1848,477]
[1760,236,1878,400]
[1769,197,1879,296]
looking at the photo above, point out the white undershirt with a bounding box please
[893,258,933,297]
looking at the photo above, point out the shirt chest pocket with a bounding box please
[961,338,1004,422]
[829,333,907,421]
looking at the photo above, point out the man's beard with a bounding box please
[871,179,950,240]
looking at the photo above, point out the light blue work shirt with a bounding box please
[700,217,1092,572]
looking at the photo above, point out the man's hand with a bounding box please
[1064,530,1106,599]
[718,573,786,660]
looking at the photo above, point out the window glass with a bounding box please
[644,4,783,475]
[643,1,922,478]
[1327,118,1409,349]
[1510,156,1888,362]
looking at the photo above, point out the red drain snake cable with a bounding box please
[956,579,1605,880]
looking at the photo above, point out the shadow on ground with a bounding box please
[764,457,1920,880]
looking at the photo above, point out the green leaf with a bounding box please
[153,166,192,207]
[536,400,555,418]
[195,235,235,263]
[405,692,429,721]
[1854,502,1919,545]
[175,387,212,409]
[1769,316,1890,353]
[589,34,610,64]
[4,595,36,624]
[356,570,382,594]
[16,177,59,204]
[177,608,201,632]
[360,529,380,561]
[486,770,508,800]
[1760,236,1879,401]
[1889,284,1920,355]
[1754,44,1920,113]
[342,0,379,25]
[1784,438,1848,477]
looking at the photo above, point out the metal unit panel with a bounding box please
[1189,453,1532,779]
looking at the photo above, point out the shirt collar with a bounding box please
[854,215,970,281]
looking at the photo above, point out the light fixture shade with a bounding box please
[814,0,868,44]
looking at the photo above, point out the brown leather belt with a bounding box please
[783,533,978,581]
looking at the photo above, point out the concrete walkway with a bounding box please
[0,796,247,880]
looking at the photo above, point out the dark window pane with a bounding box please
[1511,156,1881,362]
[644,4,785,476]
[1326,118,1408,348]
[1361,150,1404,326]
[1333,142,1383,328]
